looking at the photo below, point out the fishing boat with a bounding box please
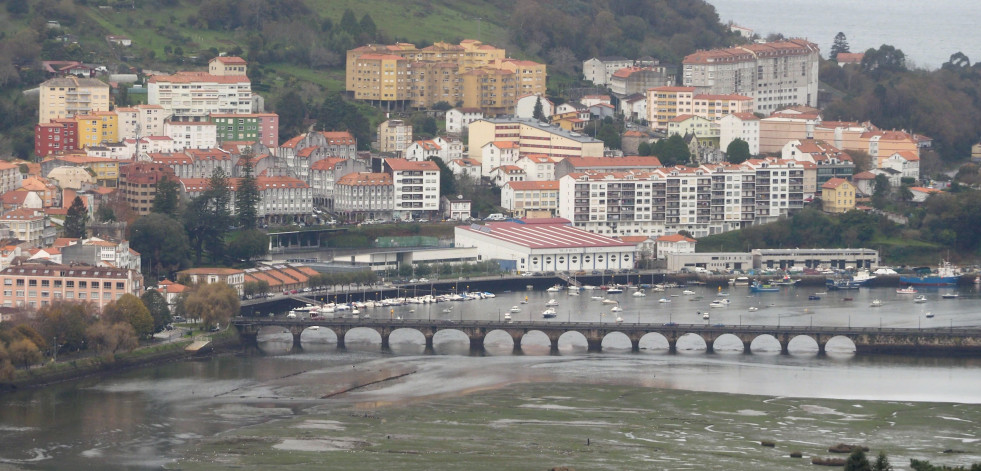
[870,299,883,307]
[942,292,959,299]
[731,276,751,286]
[772,275,798,286]
[851,269,877,286]
[542,307,557,318]
[606,286,624,294]
[896,286,918,294]
[913,294,928,304]
[826,278,862,290]
[808,294,821,301]
[900,260,960,286]
[750,281,779,293]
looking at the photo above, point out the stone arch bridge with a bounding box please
[231,318,981,356]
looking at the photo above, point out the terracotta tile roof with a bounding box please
[310,158,346,171]
[694,93,753,101]
[656,234,696,243]
[890,150,920,161]
[852,171,876,180]
[821,177,851,189]
[650,86,695,93]
[148,72,250,84]
[563,156,663,169]
[213,56,247,64]
[836,52,864,63]
[385,158,439,172]
[336,172,392,186]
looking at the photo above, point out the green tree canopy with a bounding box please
[830,32,850,60]
[64,196,88,239]
[226,228,269,263]
[845,448,872,471]
[151,176,181,217]
[131,213,191,281]
[725,138,751,164]
[276,90,306,142]
[235,152,260,229]
[428,156,457,198]
[35,302,96,353]
[85,321,138,359]
[652,134,691,166]
[140,290,172,333]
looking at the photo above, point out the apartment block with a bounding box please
[38,76,110,124]
[0,263,143,310]
[377,119,412,154]
[683,39,819,115]
[148,71,252,118]
[383,158,440,218]
[501,180,560,218]
[34,119,79,157]
[210,113,279,148]
[333,172,394,222]
[468,118,605,161]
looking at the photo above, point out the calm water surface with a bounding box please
[0,285,979,469]
[708,0,981,69]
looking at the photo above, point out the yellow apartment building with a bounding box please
[647,86,695,129]
[75,111,118,148]
[462,68,518,116]
[468,118,605,161]
[38,76,110,124]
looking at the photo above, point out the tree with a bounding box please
[95,204,116,223]
[830,32,850,61]
[35,302,95,353]
[140,290,172,333]
[871,451,892,471]
[276,91,306,142]
[151,176,181,217]
[64,196,88,238]
[85,321,138,359]
[428,156,457,198]
[0,344,14,381]
[533,96,545,121]
[358,13,377,41]
[185,282,240,329]
[844,448,872,471]
[652,134,691,166]
[726,138,751,164]
[102,293,154,339]
[131,213,191,281]
[339,9,360,36]
[243,280,270,298]
[184,168,233,263]
[235,152,260,229]
[7,338,42,370]
[226,228,269,262]
[861,45,907,78]
[942,51,971,71]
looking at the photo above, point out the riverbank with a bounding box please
[1,327,242,392]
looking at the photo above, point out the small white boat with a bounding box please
[658,298,671,303]
[590,295,604,300]
[702,312,710,320]
[582,285,598,291]
[546,285,563,292]
[546,299,559,307]
[896,286,918,294]
[925,311,935,318]
[601,299,619,305]
[709,300,726,308]
[942,293,959,299]
[568,290,580,296]
[748,306,759,312]
[682,290,696,295]
[542,307,557,318]
[870,299,883,307]
[309,325,320,330]
[606,287,624,294]
[611,306,623,312]
[615,316,623,324]
[914,295,928,304]
[503,312,512,322]
[442,308,453,313]
[632,291,646,297]
[509,306,521,313]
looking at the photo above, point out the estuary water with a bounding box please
[708,0,981,70]
[0,284,979,470]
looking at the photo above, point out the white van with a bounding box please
[485,213,506,221]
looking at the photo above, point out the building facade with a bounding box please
[377,119,413,154]
[333,172,394,222]
[468,118,605,161]
[148,72,252,118]
[38,76,110,124]
[384,158,440,219]
[0,263,144,310]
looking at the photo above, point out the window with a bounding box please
[79,281,87,288]
[66,281,74,288]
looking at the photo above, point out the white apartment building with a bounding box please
[481,141,520,177]
[682,39,819,115]
[445,108,483,134]
[514,94,554,119]
[164,120,217,150]
[377,119,412,154]
[60,237,141,271]
[333,172,394,222]
[384,158,440,219]
[148,71,252,118]
[719,112,760,155]
[179,176,313,222]
[515,154,556,181]
[582,56,634,85]
[448,158,481,181]
[116,105,171,140]
[309,157,369,209]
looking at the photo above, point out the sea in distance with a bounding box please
[707,0,981,70]
[0,284,979,470]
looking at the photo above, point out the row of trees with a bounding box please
[127,155,268,281]
[843,448,981,471]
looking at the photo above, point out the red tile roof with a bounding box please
[821,177,851,189]
[505,181,559,191]
[656,234,696,243]
[385,158,439,172]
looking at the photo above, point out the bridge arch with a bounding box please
[787,334,819,354]
[676,332,708,353]
[750,334,782,354]
[482,329,516,354]
[557,330,589,352]
[385,328,426,355]
[343,326,383,350]
[299,326,338,344]
[256,325,291,339]
[517,330,554,355]
[637,332,670,352]
[824,335,857,354]
[711,333,745,354]
[432,329,471,355]
[600,331,632,351]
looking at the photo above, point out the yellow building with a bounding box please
[468,118,605,161]
[208,56,248,76]
[646,86,695,129]
[347,40,545,115]
[38,76,110,124]
[75,111,118,148]
[820,177,856,213]
[461,68,517,116]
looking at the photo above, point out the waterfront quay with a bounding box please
[232,317,981,356]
